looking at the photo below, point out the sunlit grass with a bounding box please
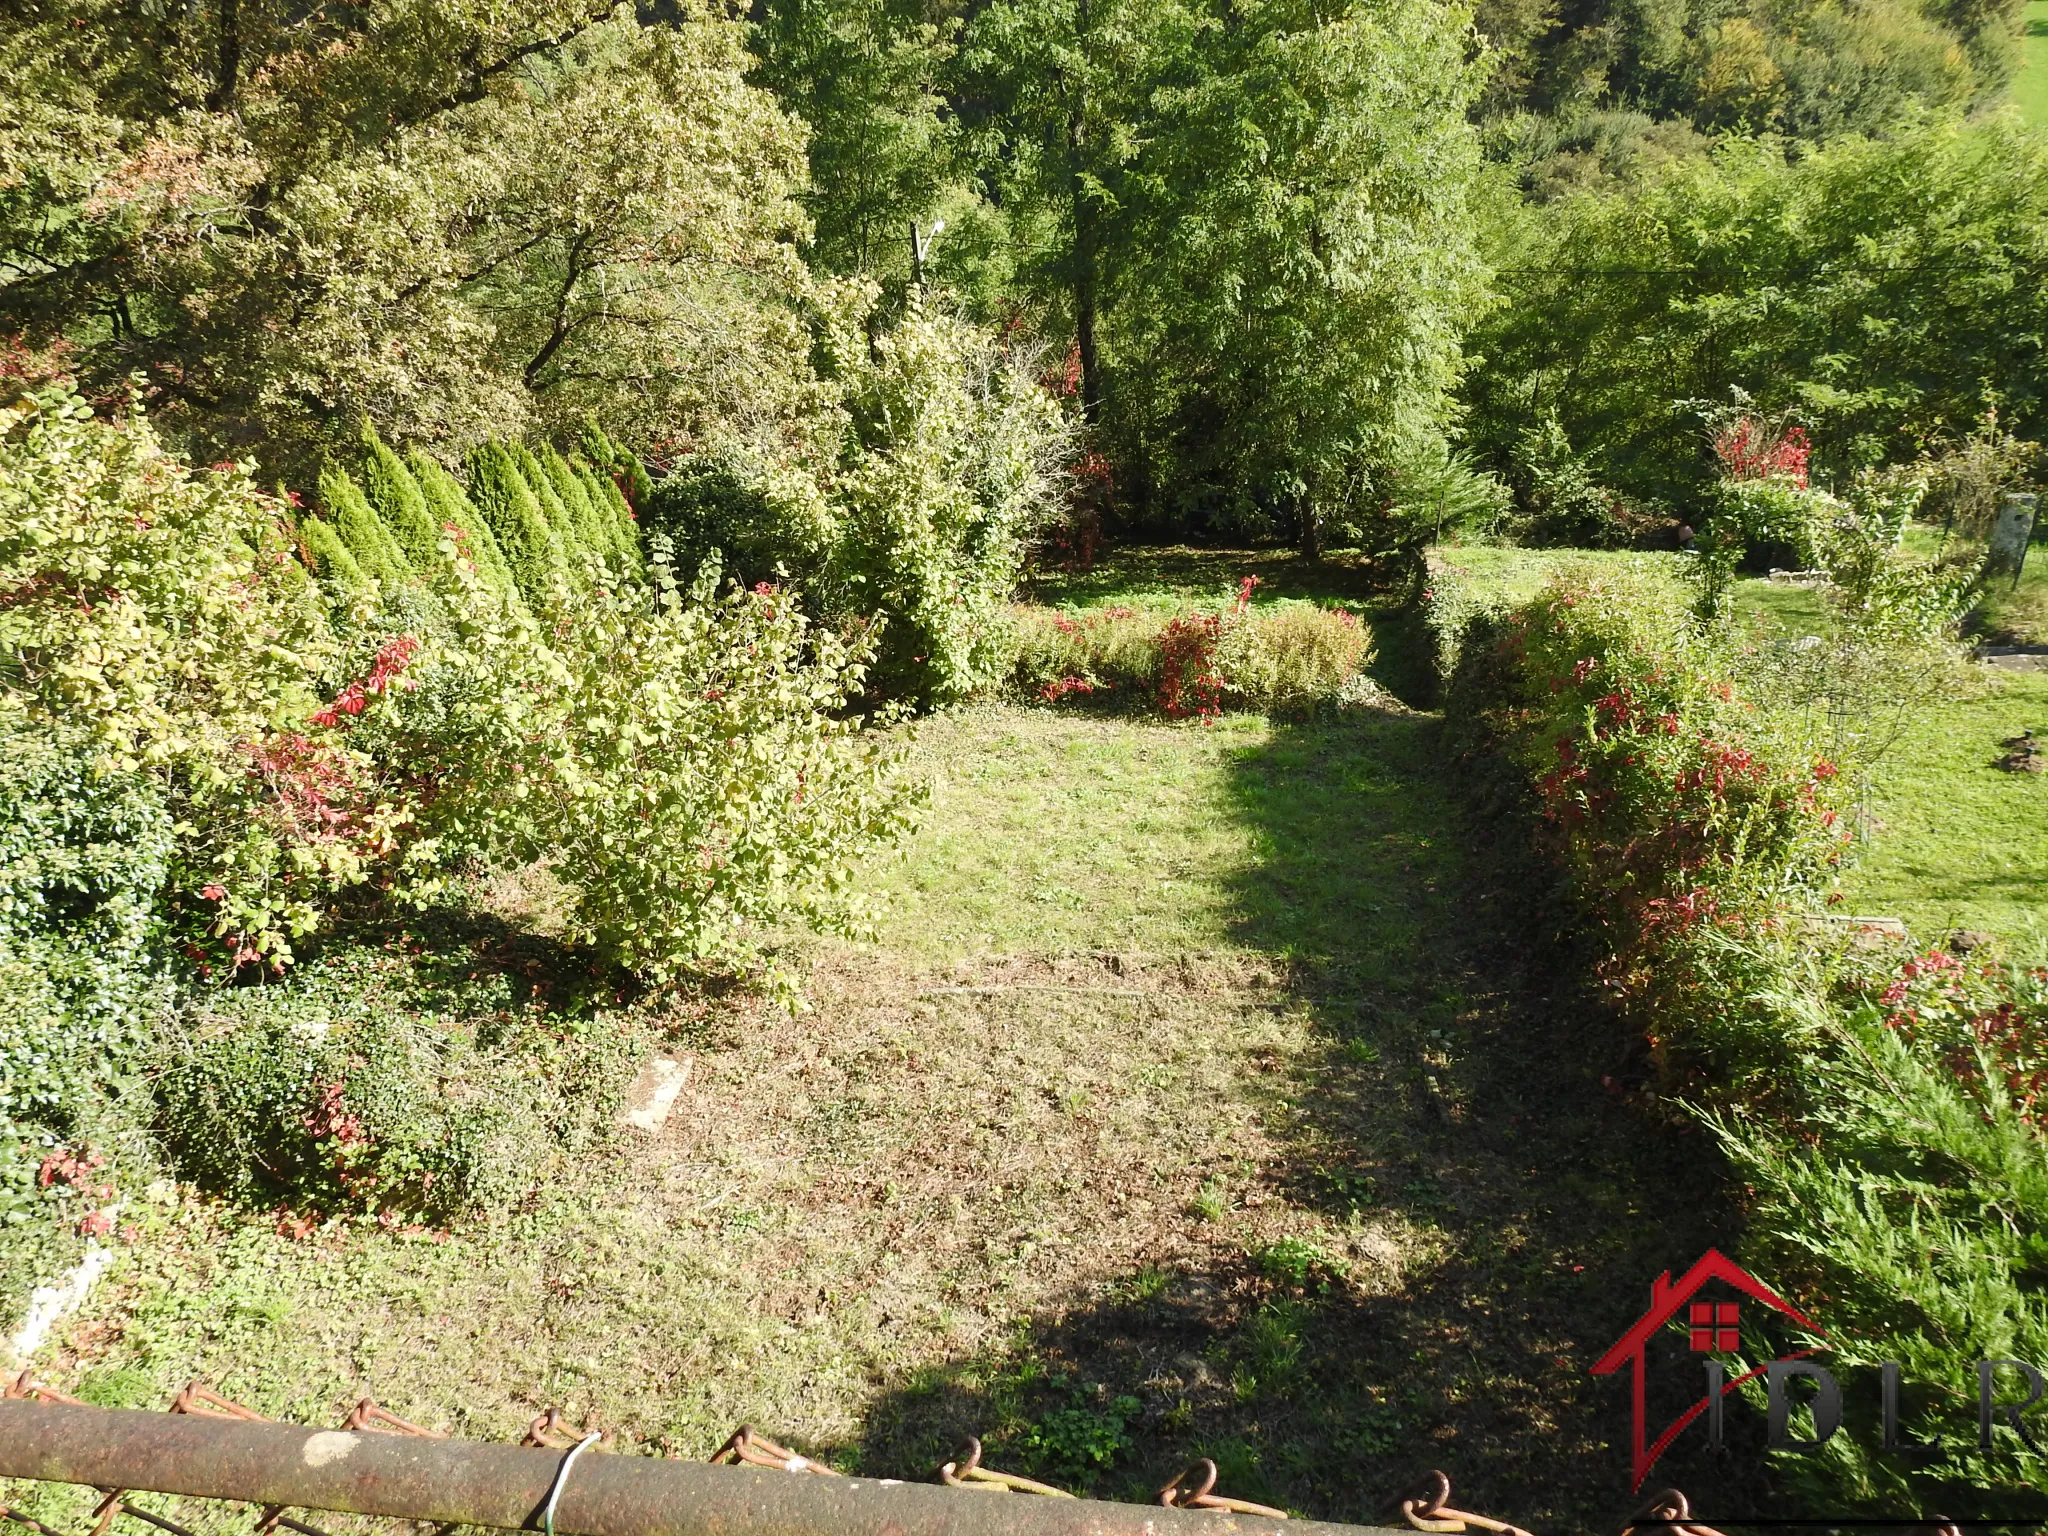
[2015,0,2048,127]
[1835,668,2048,941]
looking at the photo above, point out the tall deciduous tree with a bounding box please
[0,1,812,475]
[1117,0,1491,555]
[1463,114,2048,518]
[955,0,1191,422]
[749,0,961,285]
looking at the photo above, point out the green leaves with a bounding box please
[525,572,924,985]
[1467,115,2048,519]
[0,3,812,475]
[646,306,1071,707]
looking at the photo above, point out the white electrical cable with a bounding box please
[541,1432,603,1536]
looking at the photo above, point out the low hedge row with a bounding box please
[1013,582,1377,718]
[1435,558,2048,1511]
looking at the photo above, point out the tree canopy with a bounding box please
[1,0,812,475]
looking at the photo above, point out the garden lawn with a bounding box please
[1976,546,2048,645]
[6,678,1750,1532]
[2018,0,2048,128]
[1835,667,2048,941]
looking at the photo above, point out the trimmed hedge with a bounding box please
[1435,559,2048,1512]
[1013,588,1376,717]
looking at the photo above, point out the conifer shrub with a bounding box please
[358,429,442,571]
[299,517,369,593]
[1683,936,2048,1514]
[539,447,613,568]
[572,456,640,568]
[580,422,653,518]
[468,442,569,607]
[320,464,411,587]
[405,449,522,607]
[510,444,578,565]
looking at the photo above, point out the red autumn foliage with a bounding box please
[1711,416,1810,487]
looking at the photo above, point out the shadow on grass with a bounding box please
[1026,544,1402,610]
[296,889,645,1017]
[851,708,1763,1530]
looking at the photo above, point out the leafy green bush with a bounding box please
[0,718,175,1221]
[524,556,923,986]
[1445,565,1854,1068]
[4,383,925,1245]
[1505,413,1630,547]
[153,945,644,1221]
[0,385,381,967]
[1009,601,1178,701]
[646,306,1069,706]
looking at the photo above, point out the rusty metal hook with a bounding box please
[1158,1459,1289,1519]
[1626,1487,1728,1536]
[1398,1470,1533,1536]
[709,1426,838,1475]
[935,1437,1073,1496]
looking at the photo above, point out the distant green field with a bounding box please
[2018,0,2048,126]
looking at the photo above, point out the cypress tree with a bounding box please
[542,447,617,567]
[358,428,443,572]
[576,418,651,517]
[299,516,370,594]
[468,442,568,607]
[319,463,410,586]
[577,418,618,472]
[617,447,653,514]
[511,444,584,574]
[408,448,520,603]
[573,457,641,568]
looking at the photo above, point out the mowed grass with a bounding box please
[1836,667,2048,940]
[2015,0,2048,127]
[870,707,1444,964]
[9,693,1750,1532]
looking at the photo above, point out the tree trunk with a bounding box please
[1074,247,1101,427]
[206,0,241,112]
[1068,0,1103,427]
[1298,488,1322,561]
